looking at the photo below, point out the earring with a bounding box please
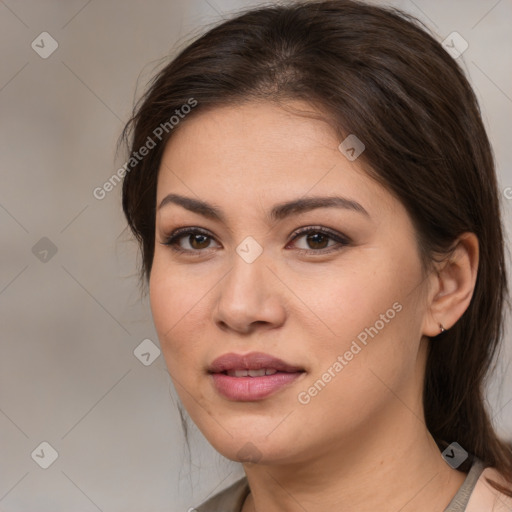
[439,324,446,333]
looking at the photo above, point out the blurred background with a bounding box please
[1,0,511,510]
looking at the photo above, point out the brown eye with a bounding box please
[288,226,350,255]
[188,233,211,250]
[305,232,329,250]
[161,227,220,254]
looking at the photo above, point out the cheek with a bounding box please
[295,252,424,398]
[149,265,215,419]
[294,307,421,443]
[148,257,207,370]
[287,254,405,343]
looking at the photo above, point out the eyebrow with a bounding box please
[157,193,370,222]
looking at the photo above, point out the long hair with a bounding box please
[120,0,512,495]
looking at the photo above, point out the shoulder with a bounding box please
[465,466,512,511]
[194,477,250,512]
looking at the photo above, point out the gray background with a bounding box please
[1,0,511,510]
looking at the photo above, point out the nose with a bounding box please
[213,251,287,335]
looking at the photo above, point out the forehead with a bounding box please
[156,101,398,219]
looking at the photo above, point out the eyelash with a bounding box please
[160,226,351,257]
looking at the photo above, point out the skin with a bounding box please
[149,100,480,511]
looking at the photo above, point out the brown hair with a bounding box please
[120,0,512,495]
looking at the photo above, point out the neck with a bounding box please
[241,386,466,512]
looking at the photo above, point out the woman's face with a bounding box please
[150,100,434,464]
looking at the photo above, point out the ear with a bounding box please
[422,232,479,337]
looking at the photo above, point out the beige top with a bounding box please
[195,457,512,511]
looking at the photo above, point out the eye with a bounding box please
[287,226,350,255]
[160,225,350,256]
[160,227,219,255]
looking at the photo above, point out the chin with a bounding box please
[204,428,298,465]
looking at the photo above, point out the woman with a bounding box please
[120,1,512,510]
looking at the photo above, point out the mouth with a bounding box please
[208,352,306,401]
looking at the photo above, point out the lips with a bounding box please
[208,351,305,374]
[208,352,306,401]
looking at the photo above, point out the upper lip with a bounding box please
[208,352,305,373]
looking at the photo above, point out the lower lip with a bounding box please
[211,372,305,401]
